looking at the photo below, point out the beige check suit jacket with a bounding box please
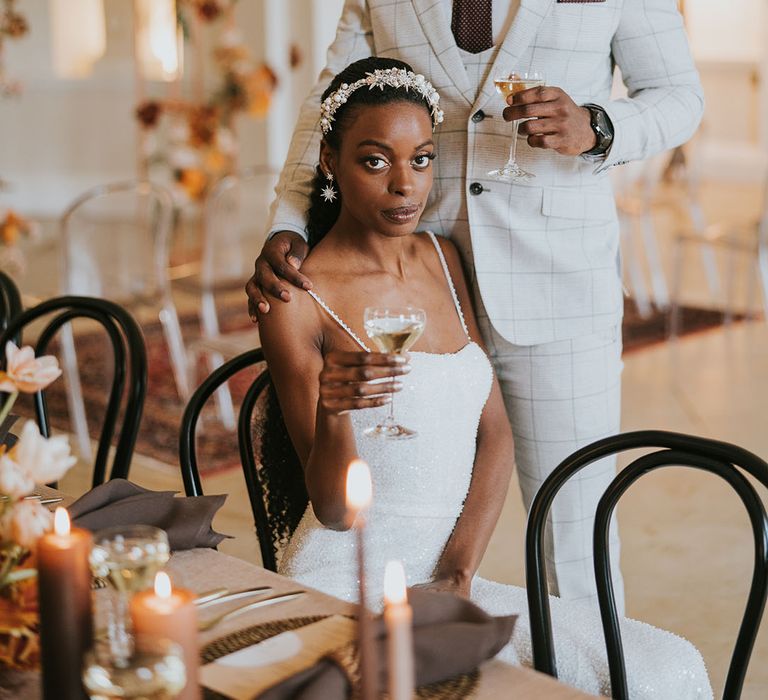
[267,0,704,345]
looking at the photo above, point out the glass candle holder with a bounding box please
[89,525,171,662]
[83,635,186,700]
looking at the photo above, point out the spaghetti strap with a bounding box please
[306,290,372,352]
[426,232,471,340]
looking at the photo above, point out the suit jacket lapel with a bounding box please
[411,0,473,105]
[472,0,555,112]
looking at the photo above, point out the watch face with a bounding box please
[583,105,613,156]
[590,107,612,150]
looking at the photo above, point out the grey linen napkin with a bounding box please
[68,479,231,550]
[258,588,517,699]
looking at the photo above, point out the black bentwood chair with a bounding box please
[0,296,148,487]
[0,270,22,345]
[526,430,768,700]
[179,348,308,572]
[0,269,22,322]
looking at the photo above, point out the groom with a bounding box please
[246,0,703,611]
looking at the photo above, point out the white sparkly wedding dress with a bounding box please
[279,232,713,699]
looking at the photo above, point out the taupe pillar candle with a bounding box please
[37,508,93,700]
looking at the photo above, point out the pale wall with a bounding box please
[0,0,345,217]
[0,0,765,217]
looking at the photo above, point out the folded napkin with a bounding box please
[68,479,231,551]
[258,588,517,700]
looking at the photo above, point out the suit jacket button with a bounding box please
[471,110,486,123]
[469,182,484,195]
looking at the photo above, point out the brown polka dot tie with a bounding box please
[451,0,494,54]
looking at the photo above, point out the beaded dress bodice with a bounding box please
[280,232,493,602]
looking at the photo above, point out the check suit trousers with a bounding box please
[476,293,625,613]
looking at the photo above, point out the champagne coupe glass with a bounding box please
[487,70,546,182]
[90,525,171,662]
[363,306,426,440]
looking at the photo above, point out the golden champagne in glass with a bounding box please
[488,71,546,182]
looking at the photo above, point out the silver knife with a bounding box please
[198,590,306,631]
[195,586,273,608]
[40,497,64,505]
[194,587,229,606]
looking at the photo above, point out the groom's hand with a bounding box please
[503,86,596,156]
[245,231,312,321]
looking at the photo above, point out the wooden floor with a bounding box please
[30,176,768,698]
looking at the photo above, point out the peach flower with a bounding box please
[0,450,35,499]
[12,420,76,486]
[0,500,52,550]
[0,342,62,393]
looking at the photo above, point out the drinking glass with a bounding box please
[90,525,171,662]
[83,635,186,700]
[487,70,546,182]
[363,306,426,440]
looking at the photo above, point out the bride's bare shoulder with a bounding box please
[256,280,321,348]
[415,231,462,267]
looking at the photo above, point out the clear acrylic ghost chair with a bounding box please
[612,157,667,318]
[183,167,277,428]
[669,170,768,338]
[59,181,189,458]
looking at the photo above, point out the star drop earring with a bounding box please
[321,172,337,203]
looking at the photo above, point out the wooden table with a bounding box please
[171,549,595,699]
[0,510,595,699]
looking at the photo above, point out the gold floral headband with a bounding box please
[319,67,445,135]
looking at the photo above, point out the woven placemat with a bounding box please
[200,615,479,699]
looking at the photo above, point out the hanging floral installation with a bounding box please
[0,207,39,275]
[134,0,280,205]
[0,0,28,98]
[0,2,37,276]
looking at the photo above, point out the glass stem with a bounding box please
[506,120,520,167]
[386,377,396,425]
[109,592,134,664]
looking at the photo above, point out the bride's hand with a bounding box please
[319,350,411,415]
[411,576,472,599]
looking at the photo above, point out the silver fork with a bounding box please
[197,590,305,631]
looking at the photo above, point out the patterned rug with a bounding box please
[15,300,745,473]
[621,299,748,353]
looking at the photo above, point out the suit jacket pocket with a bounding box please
[541,188,616,222]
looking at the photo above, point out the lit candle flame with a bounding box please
[384,560,407,605]
[53,507,70,536]
[346,459,372,512]
[154,571,172,599]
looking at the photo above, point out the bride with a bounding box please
[256,56,712,699]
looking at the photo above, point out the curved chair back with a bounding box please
[0,296,148,487]
[0,270,22,344]
[202,167,279,290]
[60,181,174,302]
[179,348,308,571]
[526,430,768,700]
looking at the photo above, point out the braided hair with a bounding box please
[306,56,436,247]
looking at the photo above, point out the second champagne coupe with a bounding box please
[90,525,171,662]
[487,70,546,182]
[363,306,426,439]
